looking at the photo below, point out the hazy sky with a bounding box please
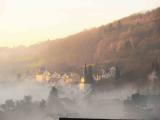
[0,0,160,47]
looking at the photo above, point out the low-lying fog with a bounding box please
[0,77,136,103]
[0,77,159,120]
[0,78,50,104]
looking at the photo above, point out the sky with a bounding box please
[0,0,160,47]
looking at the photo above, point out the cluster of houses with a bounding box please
[96,66,117,80]
[35,68,80,85]
[35,64,120,86]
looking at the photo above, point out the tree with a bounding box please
[2,99,15,111]
[47,87,65,114]
[83,64,94,84]
[39,99,46,111]
[117,20,122,31]
[108,23,113,32]
[48,87,58,101]
[152,57,160,72]
[125,40,132,50]
[84,64,88,83]
[22,95,33,114]
[115,64,121,80]
[151,57,160,78]
[87,65,94,84]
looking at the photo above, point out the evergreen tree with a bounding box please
[87,65,94,84]
[108,23,113,32]
[83,64,94,84]
[125,40,132,50]
[152,57,160,78]
[115,64,121,80]
[48,87,58,100]
[84,64,88,83]
[117,20,122,30]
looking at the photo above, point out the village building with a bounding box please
[36,69,51,82]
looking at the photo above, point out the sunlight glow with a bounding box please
[79,77,85,90]
[0,0,160,47]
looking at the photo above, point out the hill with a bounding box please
[0,7,160,79]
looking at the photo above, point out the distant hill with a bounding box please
[0,7,160,79]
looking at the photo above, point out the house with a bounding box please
[36,70,51,82]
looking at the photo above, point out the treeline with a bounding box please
[0,87,78,120]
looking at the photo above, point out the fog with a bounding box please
[0,76,159,120]
[0,78,50,104]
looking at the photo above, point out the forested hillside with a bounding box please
[0,7,160,79]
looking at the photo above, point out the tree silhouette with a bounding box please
[152,57,160,78]
[84,64,94,84]
[115,64,121,80]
